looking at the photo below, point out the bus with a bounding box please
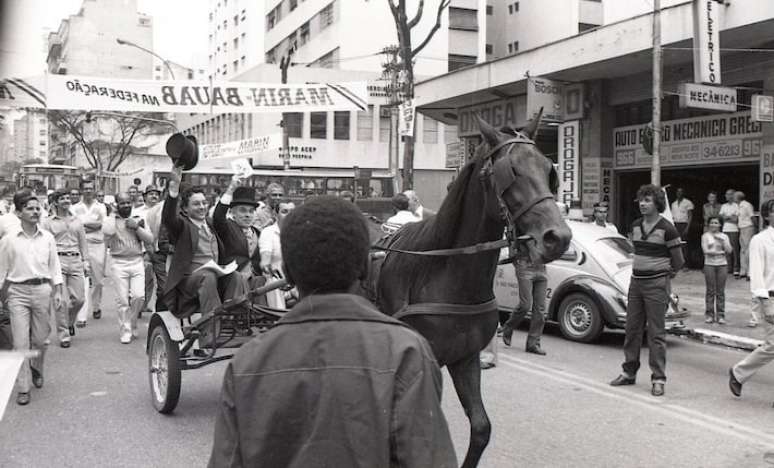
[19,164,81,194]
[152,167,397,221]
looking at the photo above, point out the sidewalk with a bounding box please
[671,269,765,351]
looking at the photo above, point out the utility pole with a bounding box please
[651,0,662,186]
[279,43,296,171]
[381,45,401,195]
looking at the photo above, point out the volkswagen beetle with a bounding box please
[494,220,688,343]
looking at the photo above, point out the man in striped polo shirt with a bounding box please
[610,184,684,397]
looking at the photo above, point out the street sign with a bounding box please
[527,76,563,122]
[398,99,415,137]
[678,83,737,111]
[445,141,461,168]
[752,95,774,122]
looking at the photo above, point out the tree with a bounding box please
[386,0,451,189]
[48,110,169,173]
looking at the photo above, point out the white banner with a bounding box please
[4,75,368,113]
[0,352,26,420]
[399,99,415,138]
[527,77,564,123]
[558,120,580,205]
[693,0,723,84]
[0,77,46,109]
[200,133,282,161]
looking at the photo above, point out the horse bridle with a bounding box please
[479,133,555,240]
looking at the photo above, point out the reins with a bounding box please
[372,135,551,257]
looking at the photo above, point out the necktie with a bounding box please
[244,228,257,256]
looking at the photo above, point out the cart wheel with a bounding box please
[148,323,181,414]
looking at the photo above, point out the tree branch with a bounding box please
[411,0,450,58]
[407,0,425,29]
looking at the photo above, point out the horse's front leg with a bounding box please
[447,352,490,468]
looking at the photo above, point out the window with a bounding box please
[267,5,282,31]
[241,32,246,42]
[448,54,476,71]
[39,140,46,146]
[449,7,477,31]
[423,116,438,144]
[39,129,46,136]
[299,21,310,45]
[290,0,298,11]
[379,108,390,142]
[234,37,238,49]
[223,41,227,51]
[319,2,334,29]
[233,60,238,72]
[508,4,512,13]
[241,55,246,66]
[444,124,458,143]
[514,2,519,12]
[508,41,519,54]
[357,106,374,141]
[285,113,303,138]
[334,111,350,140]
[234,14,239,26]
[310,112,327,139]
[485,44,493,54]
[578,22,599,32]
[209,12,213,21]
[486,5,493,15]
[223,20,227,30]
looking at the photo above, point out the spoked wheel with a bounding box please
[557,293,604,343]
[148,323,181,414]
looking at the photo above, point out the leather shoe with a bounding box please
[525,345,547,356]
[728,368,742,397]
[31,368,43,388]
[68,325,75,336]
[651,382,665,397]
[480,361,496,370]
[60,340,70,349]
[16,392,30,406]
[93,309,101,319]
[75,321,86,328]
[609,374,636,386]
[501,326,513,347]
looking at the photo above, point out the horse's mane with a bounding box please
[389,147,482,252]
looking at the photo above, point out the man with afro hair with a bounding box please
[209,196,457,468]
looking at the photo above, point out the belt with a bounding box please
[9,278,50,286]
[57,251,80,257]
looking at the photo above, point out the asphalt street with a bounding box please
[4,301,774,467]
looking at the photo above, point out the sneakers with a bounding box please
[120,332,132,344]
[747,321,758,328]
[651,382,665,397]
[705,317,714,323]
[717,318,726,325]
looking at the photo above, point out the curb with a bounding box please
[672,327,763,351]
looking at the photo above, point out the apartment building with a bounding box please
[13,111,48,162]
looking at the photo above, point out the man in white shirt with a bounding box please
[383,193,420,233]
[729,199,774,399]
[133,185,161,315]
[736,191,755,280]
[719,188,740,277]
[71,181,108,325]
[404,190,436,220]
[671,188,693,265]
[591,202,619,233]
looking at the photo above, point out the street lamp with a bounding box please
[116,37,176,80]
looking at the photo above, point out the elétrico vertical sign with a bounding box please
[558,120,580,205]
[693,0,724,84]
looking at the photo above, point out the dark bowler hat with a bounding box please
[144,184,161,195]
[231,186,258,207]
[166,133,199,171]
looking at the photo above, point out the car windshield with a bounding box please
[594,237,634,273]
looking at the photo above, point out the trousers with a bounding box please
[56,255,85,342]
[726,232,740,274]
[739,226,755,277]
[703,265,727,320]
[733,298,774,383]
[150,251,168,311]
[110,256,145,336]
[8,283,51,393]
[77,241,106,322]
[622,275,670,383]
[505,266,547,347]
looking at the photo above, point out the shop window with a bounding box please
[423,116,438,144]
[311,112,327,139]
[334,111,350,140]
[285,113,303,138]
[319,2,334,30]
[357,105,374,141]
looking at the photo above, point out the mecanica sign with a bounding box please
[613,112,762,169]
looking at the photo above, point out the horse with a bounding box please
[372,113,572,467]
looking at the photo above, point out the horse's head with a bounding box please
[476,112,572,263]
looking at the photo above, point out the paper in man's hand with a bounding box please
[231,158,254,180]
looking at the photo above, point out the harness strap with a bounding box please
[394,298,498,320]
[371,238,509,256]
[510,193,555,222]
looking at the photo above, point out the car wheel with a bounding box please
[557,293,604,343]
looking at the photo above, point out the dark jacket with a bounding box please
[162,193,225,312]
[208,293,457,468]
[212,201,261,273]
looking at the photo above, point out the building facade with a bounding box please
[416,0,774,265]
[13,111,48,163]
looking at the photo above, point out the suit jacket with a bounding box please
[212,201,261,273]
[162,193,226,310]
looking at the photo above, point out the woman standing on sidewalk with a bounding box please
[702,216,732,324]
